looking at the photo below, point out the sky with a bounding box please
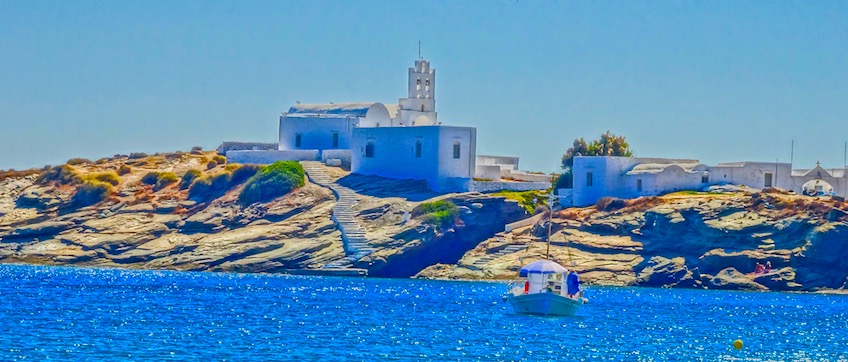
[1,1,847,173]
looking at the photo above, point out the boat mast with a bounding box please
[546,192,553,259]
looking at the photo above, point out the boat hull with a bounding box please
[508,292,582,316]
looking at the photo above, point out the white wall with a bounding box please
[226,150,319,164]
[468,181,549,193]
[475,165,502,181]
[321,149,352,169]
[279,116,356,151]
[351,126,475,192]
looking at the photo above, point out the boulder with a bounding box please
[704,267,767,291]
[753,267,802,291]
[635,256,697,288]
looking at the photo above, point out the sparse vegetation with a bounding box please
[35,165,82,185]
[141,172,160,185]
[85,171,120,186]
[413,200,460,228]
[206,161,218,169]
[189,172,232,200]
[190,146,203,154]
[0,168,41,182]
[72,181,112,207]
[117,165,132,176]
[66,158,91,166]
[494,190,547,214]
[213,155,227,164]
[155,172,178,190]
[230,164,261,185]
[238,161,305,205]
[129,152,148,159]
[180,169,202,189]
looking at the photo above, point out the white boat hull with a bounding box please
[508,292,582,316]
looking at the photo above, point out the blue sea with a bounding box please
[1,264,846,361]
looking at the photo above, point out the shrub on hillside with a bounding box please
[129,152,148,159]
[595,197,627,212]
[206,161,218,170]
[117,165,132,175]
[188,172,233,200]
[66,158,91,166]
[190,146,203,154]
[494,190,546,214]
[180,169,202,189]
[141,172,160,185]
[72,181,112,207]
[213,155,227,164]
[85,171,120,186]
[238,161,305,205]
[230,164,261,185]
[412,200,460,229]
[0,168,41,182]
[155,172,178,190]
[35,165,82,185]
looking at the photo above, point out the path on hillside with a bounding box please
[300,161,375,270]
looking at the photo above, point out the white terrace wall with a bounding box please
[475,165,502,181]
[218,142,278,154]
[226,150,319,164]
[507,171,554,183]
[709,163,794,190]
[468,181,549,193]
[477,155,519,171]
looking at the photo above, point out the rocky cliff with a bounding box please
[417,190,848,292]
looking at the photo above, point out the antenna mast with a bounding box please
[418,41,421,59]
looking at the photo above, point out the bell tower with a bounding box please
[397,58,438,126]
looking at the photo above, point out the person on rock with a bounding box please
[566,270,582,299]
[754,263,765,275]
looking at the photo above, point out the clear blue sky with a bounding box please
[2,1,847,172]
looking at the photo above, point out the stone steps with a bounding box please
[301,161,376,270]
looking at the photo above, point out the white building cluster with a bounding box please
[225,59,549,193]
[566,156,847,206]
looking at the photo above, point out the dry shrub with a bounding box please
[595,197,627,212]
[626,196,662,210]
[117,165,132,176]
[0,168,41,182]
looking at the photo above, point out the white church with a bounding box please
[224,58,550,193]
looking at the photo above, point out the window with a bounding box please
[702,174,709,183]
[295,134,302,148]
[332,132,339,148]
[365,142,375,158]
[764,173,773,188]
[637,179,642,192]
[415,141,422,158]
[586,172,593,187]
[416,77,421,85]
[425,78,430,86]
[453,142,461,159]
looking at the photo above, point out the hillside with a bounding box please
[418,190,848,292]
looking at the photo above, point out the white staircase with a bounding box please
[300,161,375,269]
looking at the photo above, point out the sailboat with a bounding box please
[504,193,587,316]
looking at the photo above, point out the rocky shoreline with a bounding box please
[2,153,847,293]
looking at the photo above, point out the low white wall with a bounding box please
[507,171,553,183]
[468,181,549,193]
[321,149,352,169]
[226,150,319,164]
[558,189,574,207]
[475,165,502,181]
[217,142,277,154]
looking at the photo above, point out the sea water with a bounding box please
[0,264,846,361]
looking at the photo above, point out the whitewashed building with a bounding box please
[225,58,548,193]
[567,156,848,206]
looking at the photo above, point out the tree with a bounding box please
[558,131,633,188]
[561,131,633,169]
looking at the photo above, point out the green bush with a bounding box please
[413,200,460,228]
[117,165,132,175]
[180,169,202,189]
[554,170,573,189]
[66,158,91,165]
[85,171,120,186]
[141,172,160,185]
[35,165,82,185]
[128,152,148,159]
[155,172,178,190]
[72,181,112,207]
[188,172,232,200]
[494,190,546,214]
[238,161,305,205]
[213,155,227,164]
